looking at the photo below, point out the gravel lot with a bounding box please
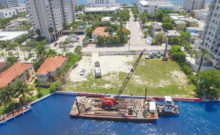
[68,53,134,82]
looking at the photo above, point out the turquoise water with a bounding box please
[0,94,219,135]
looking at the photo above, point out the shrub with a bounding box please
[170,45,186,64]
[182,63,192,75]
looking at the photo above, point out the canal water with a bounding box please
[0,94,219,135]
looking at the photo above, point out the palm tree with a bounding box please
[0,86,15,106]
[0,51,6,61]
[36,29,41,38]
[35,41,47,60]
[13,80,32,105]
[6,52,18,66]
[196,49,211,76]
[46,49,57,58]
[48,27,54,41]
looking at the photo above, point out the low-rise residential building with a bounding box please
[92,27,109,40]
[175,20,187,30]
[138,0,179,15]
[193,8,208,22]
[36,56,67,86]
[0,8,16,19]
[180,18,199,27]
[0,62,35,89]
[151,23,164,38]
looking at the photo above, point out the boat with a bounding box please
[157,96,179,116]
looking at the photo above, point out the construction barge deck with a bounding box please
[70,97,158,122]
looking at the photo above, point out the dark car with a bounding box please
[95,61,100,67]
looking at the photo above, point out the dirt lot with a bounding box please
[68,53,134,82]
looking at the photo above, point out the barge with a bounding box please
[70,96,158,122]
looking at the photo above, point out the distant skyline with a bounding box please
[19,0,212,5]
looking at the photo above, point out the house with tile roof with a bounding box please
[92,27,109,41]
[36,56,67,86]
[0,62,35,89]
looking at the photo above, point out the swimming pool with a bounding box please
[0,94,219,135]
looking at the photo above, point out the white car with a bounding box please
[80,69,86,76]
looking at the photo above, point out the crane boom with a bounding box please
[115,49,146,100]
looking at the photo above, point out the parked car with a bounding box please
[162,56,168,61]
[94,67,101,78]
[145,55,153,59]
[80,69,86,76]
[95,61,100,67]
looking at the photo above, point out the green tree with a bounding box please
[162,23,173,31]
[0,86,15,106]
[170,45,186,64]
[35,29,41,38]
[155,33,164,44]
[140,13,148,23]
[179,31,191,41]
[35,40,47,60]
[168,36,181,45]
[13,80,32,105]
[63,22,69,30]
[198,69,220,98]
[6,52,18,67]
[46,49,57,58]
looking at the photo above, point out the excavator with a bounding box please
[102,49,146,110]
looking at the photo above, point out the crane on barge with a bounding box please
[102,49,146,110]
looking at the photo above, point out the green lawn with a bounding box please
[64,58,197,98]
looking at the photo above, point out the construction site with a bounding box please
[69,50,179,122]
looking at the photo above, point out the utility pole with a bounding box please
[164,33,168,57]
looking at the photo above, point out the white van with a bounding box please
[94,67,101,78]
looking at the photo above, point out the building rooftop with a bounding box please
[92,27,109,37]
[37,56,67,75]
[167,30,181,37]
[0,31,28,41]
[151,23,162,30]
[175,20,187,25]
[84,6,120,13]
[0,62,32,89]
[101,16,111,22]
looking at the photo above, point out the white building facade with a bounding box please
[0,0,19,8]
[0,8,16,18]
[183,0,205,12]
[200,0,220,69]
[87,0,115,6]
[26,0,76,41]
[138,0,179,15]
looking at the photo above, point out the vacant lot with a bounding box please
[65,55,196,98]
